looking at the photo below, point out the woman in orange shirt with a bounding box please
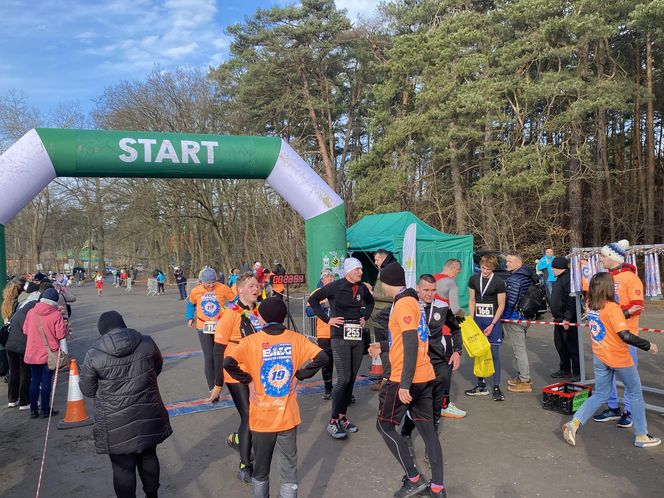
[224,297,327,498]
[208,272,261,483]
[563,272,660,448]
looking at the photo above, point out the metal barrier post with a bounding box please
[146,278,158,296]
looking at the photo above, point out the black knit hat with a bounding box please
[380,262,406,287]
[551,257,569,270]
[98,310,127,335]
[258,297,288,324]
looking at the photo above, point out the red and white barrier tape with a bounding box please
[500,318,664,334]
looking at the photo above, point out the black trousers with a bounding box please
[227,382,252,468]
[330,338,363,419]
[377,381,444,486]
[7,350,31,406]
[317,338,334,393]
[109,445,160,498]
[197,331,215,390]
[553,325,580,375]
[402,361,449,436]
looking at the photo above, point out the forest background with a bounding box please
[2,0,664,278]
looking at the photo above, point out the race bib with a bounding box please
[475,303,494,318]
[343,321,363,341]
[203,320,217,334]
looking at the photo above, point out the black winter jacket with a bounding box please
[79,327,172,455]
[503,265,534,319]
[550,270,577,322]
[6,300,37,355]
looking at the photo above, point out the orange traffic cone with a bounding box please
[57,359,93,429]
[369,355,383,377]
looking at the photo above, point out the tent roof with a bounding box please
[347,211,471,252]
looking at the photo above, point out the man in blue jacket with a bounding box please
[536,248,556,299]
[502,253,535,393]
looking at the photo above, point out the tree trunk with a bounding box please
[645,32,656,243]
[449,140,467,234]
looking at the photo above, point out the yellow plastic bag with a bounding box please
[461,317,490,358]
[473,349,495,378]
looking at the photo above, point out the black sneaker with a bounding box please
[40,409,59,418]
[30,410,40,419]
[226,432,240,453]
[551,370,572,379]
[326,419,348,439]
[393,475,429,498]
[322,391,332,400]
[237,464,252,484]
[340,417,358,433]
[492,387,504,401]
[465,385,489,396]
[422,482,447,498]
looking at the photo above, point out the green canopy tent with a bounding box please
[346,211,474,309]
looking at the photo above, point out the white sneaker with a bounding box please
[19,405,31,411]
[635,434,661,448]
[441,402,466,419]
[8,402,19,408]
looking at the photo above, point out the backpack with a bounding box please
[517,275,548,320]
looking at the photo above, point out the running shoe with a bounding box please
[326,419,348,439]
[464,385,489,396]
[19,405,31,411]
[592,407,621,422]
[7,401,19,408]
[393,475,429,498]
[562,421,578,446]
[634,434,661,448]
[617,411,633,428]
[441,403,466,418]
[237,463,252,484]
[226,432,240,452]
[30,410,40,419]
[492,387,505,401]
[422,482,447,498]
[340,417,358,433]
[40,409,58,418]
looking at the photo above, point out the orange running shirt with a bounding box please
[588,301,633,369]
[228,330,322,432]
[309,287,331,339]
[388,295,434,385]
[189,282,236,329]
[611,270,644,334]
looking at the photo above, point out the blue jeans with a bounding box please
[572,355,648,435]
[177,283,187,299]
[30,364,54,413]
[545,281,553,301]
[607,346,638,412]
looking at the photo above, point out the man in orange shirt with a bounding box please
[306,268,335,399]
[594,240,645,428]
[369,263,446,498]
[207,272,260,483]
[224,297,328,498]
[187,267,236,391]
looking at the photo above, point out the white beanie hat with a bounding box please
[601,239,630,264]
[343,257,362,274]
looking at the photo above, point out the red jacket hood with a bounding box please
[609,263,637,276]
[31,301,61,317]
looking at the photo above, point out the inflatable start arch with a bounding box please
[0,129,346,293]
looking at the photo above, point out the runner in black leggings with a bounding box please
[208,273,261,483]
[308,257,374,439]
